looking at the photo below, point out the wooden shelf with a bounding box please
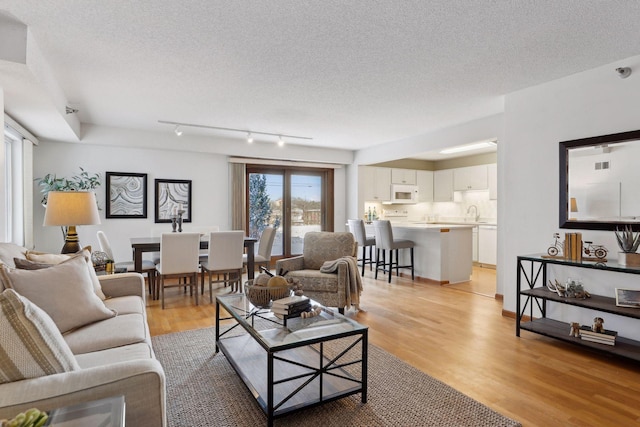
[520,318,640,362]
[517,255,640,363]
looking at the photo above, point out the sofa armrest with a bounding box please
[276,256,305,274]
[99,273,145,299]
[0,359,166,427]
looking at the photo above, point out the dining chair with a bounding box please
[156,232,201,309]
[243,227,276,274]
[97,231,157,297]
[201,230,245,302]
[347,219,376,276]
[372,220,415,283]
[196,226,220,263]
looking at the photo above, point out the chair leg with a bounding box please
[193,273,199,306]
[374,248,380,279]
[161,276,165,309]
[388,249,393,283]
[361,246,366,276]
[410,247,415,280]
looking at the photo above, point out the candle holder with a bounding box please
[170,216,178,232]
[177,210,185,232]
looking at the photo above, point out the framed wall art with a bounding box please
[106,172,148,218]
[155,179,192,223]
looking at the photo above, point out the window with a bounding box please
[246,165,333,260]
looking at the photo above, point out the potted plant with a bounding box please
[35,167,101,240]
[614,225,640,266]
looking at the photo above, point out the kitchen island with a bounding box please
[365,223,473,284]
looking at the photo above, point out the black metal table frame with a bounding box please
[215,297,368,426]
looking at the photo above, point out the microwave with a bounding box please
[386,184,419,204]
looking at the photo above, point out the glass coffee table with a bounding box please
[215,294,368,427]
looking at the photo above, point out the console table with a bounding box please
[516,254,640,362]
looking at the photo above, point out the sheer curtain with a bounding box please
[3,115,36,247]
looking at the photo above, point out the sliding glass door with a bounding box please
[246,166,333,261]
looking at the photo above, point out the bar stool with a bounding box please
[347,219,376,276]
[372,220,415,283]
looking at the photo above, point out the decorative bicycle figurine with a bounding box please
[583,241,607,259]
[547,233,563,256]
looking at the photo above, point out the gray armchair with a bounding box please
[275,231,358,313]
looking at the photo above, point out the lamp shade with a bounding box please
[43,191,101,226]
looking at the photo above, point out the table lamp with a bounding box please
[43,191,101,253]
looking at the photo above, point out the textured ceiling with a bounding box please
[1,0,640,151]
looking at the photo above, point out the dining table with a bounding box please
[130,235,258,280]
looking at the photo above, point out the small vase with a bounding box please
[617,252,640,267]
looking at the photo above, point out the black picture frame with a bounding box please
[155,179,192,223]
[106,172,148,218]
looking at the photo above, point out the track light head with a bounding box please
[65,106,79,114]
[247,132,253,143]
[616,67,632,79]
[174,125,183,136]
[277,136,284,147]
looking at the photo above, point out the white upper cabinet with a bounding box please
[453,165,488,191]
[416,170,434,202]
[391,168,417,185]
[359,166,391,201]
[488,163,497,200]
[434,169,454,202]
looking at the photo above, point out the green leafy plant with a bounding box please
[35,167,101,206]
[614,225,640,253]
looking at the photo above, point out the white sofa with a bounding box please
[0,243,166,426]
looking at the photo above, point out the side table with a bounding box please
[45,395,125,427]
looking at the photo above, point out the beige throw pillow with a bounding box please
[0,256,116,334]
[0,289,80,384]
[26,247,106,300]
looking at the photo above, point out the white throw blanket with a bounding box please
[319,256,363,310]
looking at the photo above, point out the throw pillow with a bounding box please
[14,258,52,270]
[26,247,106,300]
[0,289,80,384]
[0,256,116,334]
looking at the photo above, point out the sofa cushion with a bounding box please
[0,243,28,269]
[64,313,149,354]
[74,342,154,369]
[103,295,145,316]
[0,256,116,334]
[26,247,106,300]
[13,258,52,270]
[0,289,80,384]
[302,232,356,270]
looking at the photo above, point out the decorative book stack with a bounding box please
[271,295,311,320]
[564,232,583,261]
[580,325,617,346]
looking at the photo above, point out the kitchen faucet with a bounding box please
[466,205,479,222]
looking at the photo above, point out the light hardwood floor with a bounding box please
[146,268,640,427]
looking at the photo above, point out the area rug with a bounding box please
[152,327,521,426]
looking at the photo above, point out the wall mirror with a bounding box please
[559,129,640,231]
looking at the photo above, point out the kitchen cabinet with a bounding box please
[453,165,488,191]
[359,166,391,202]
[416,170,433,202]
[472,226,479,262]
[488,163,497,200]
[478,225,497,265]
[391,168,417,185]
[433,169,454,202]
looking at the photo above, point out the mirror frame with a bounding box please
[559,129,640,231]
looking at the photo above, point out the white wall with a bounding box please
[501,54,640,338]
[32,125,349,261]
[0,89,6,242]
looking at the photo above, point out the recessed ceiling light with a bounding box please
[440,140,496,154]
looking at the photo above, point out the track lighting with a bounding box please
[616,67,632,79]
[158,120,312,145]
[65,106,79,114]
